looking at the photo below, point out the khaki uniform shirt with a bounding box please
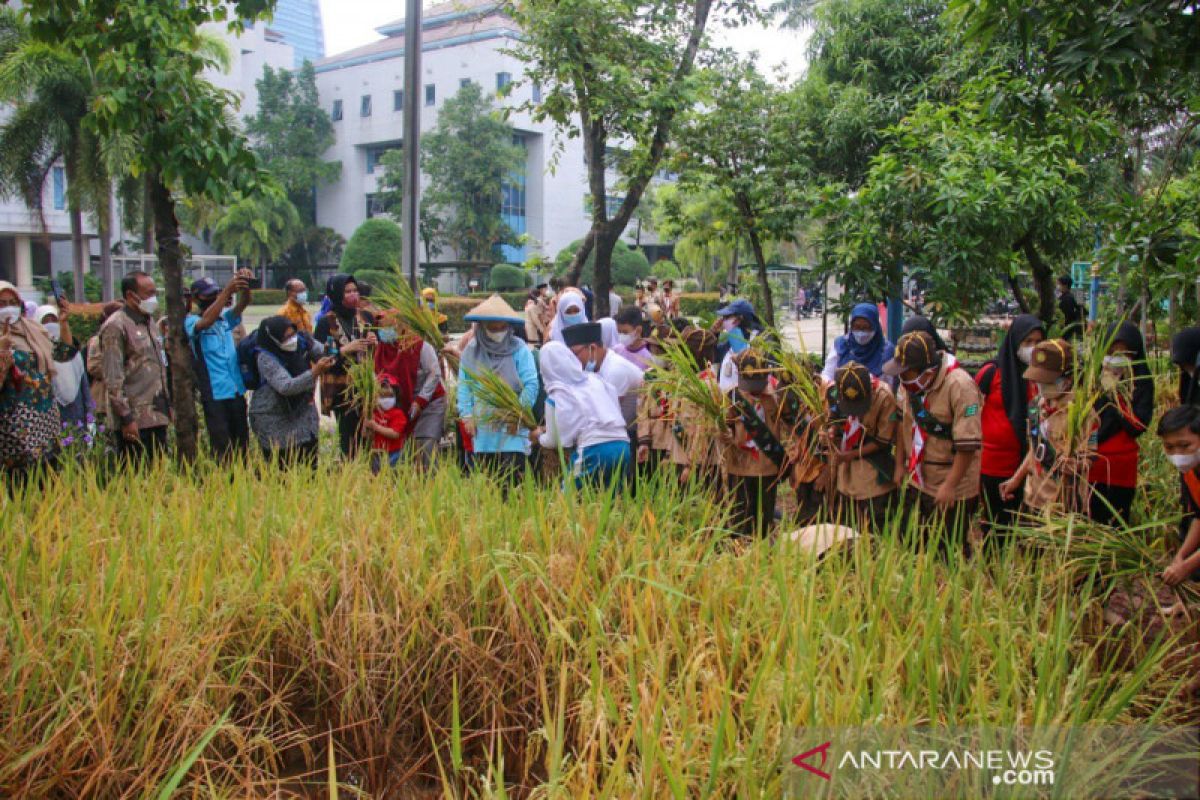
[836,385,899,500]
[898,362,983,501]
[637,386,676,453]
[99,306,170,430]
[1024,394,1098,512]
[721,390,787,478]
[669,370,720,468]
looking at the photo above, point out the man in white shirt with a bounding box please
[561,321,644,428]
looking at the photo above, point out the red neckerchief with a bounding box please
[907,362,959,484]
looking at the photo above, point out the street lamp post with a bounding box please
[402,0,423,290]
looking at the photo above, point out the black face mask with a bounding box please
[196,296,217,312]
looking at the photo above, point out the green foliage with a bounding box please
[677,292,721,318]
[246,288,287,306]
[340,218,403,275]
[35,272,103,303]
[350,269,399,296]
[650,259,681,280]
[488,263,529,290]
[211,188,302,269]
[553,239,650,287]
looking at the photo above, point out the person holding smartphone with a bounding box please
[185,270,254,462]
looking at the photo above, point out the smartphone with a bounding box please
[50,278,66,305]
[246,276,263,290]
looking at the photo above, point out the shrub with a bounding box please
[35,273,105,303]
[488,263,529,290]
[678,292,721,318]
[650,259,682,280]
[340,218,403,275]
[350,269,402,298]
[248,289,288,307]
[553,239,650,287]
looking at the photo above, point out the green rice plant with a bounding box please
[369,266,447,352]
[343,357,380,434]
[645,335,728,433]
[462,366,537,431]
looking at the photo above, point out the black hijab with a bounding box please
[258,315,309,378]
[326,273,367,337]
[1096,321,1154,443]
[1171,327,1200,406]
[901,315,951,353]
[997,314,1045,452]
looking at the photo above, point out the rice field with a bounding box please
[0,449,1195,797]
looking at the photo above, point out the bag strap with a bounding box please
[976,360,997,396]
[1185,469,1200,510]
[733,391,787,469]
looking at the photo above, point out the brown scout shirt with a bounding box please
[1023,393,1098,513]
[836,383,898,501]
[99,306,170,430]
[669,369,720,468]
[720,389,788,478]
[638,386,676,453]
[898,361,983,501]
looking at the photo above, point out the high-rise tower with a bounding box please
[269,0,325,67]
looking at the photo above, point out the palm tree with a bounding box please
[212,190,302,276]
[0,8,114,300]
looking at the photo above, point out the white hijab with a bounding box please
[35,304,84,405]
[539,341,626,432]
[549,288,588,344]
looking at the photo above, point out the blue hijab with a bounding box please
[834,302,891,377]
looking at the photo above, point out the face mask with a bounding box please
[584,350,597,372]
[722,317,737,332]
[342,294,359,309]
[138,295,159,316]
[852,329,875,346]
[739,379,768,395]
[543,289,553,299]
[1104,355,1132,370]
[1017,345,1035,366]
[617,332,636,347]
[1037,378,1070,400]
[563,311,586,326]
[43,322,61,341]
[1168,451,1200,472]
[377,327,399,344]
[196,297,217,312]
[280,336,299,352]
[485,328,508,343]
[378,396,396,411]
[902,370,935,394]
[295,291,308,305]
[426,300,436,309]
[0,306,19,326]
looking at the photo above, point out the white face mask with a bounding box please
[138,295,159,316]
[0,305,22,326]
[1103,354,1132,370]
[295,291,309,305]
[852,329,875,346]
[485,328,508,343]
[43,322,61,341]
[280,336,299,352]
[377,396,396,411]
[1168,451,1200,472]
[617,332,636,347]
[1017,345,1035,365]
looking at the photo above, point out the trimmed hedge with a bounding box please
[249,289,288,307]
[488,264,529,290]
[65,308,105,345]
[678,292,721,318]
[340,218,402,275]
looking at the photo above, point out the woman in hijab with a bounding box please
[313,274,377,457]
[0,282,75,480]
[547,288,589,344]
[34,305,92,427]
[1088,321,1154,526]
[974,314,1045,538]
[249,315,334,467]
[457,295,540,485]
[1171,327,1200,406]
[535,341,631,489]
[820,302,894,386]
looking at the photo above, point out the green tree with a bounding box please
[553,238,651,287]
[504,0,755,316]
[340,217,403,274]
[488,263,529,290]
[17,0,274,461]
[653,182,743,290]
[376,148,447,262]
[211,189,301,271]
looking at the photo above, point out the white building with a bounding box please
[313,0,613,269]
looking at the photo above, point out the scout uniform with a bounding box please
[1018,340,1097,515]
[886,332,984,540]
[720,351,793,538]
[828,361,898,531]
[670,328,722,488]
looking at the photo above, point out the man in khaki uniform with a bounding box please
[100,270,171,462]
[886,331,983,549]
[1000,339,1097,516]
[827,361,898,533]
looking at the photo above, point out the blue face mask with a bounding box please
[377,327,399,344]
[296,291,309,305]
[584,360,597,373]
[727,330,750,354]
[563,311,587,326]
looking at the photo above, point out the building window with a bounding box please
[496,72,512,92]
[52,166,65,211]
[499,137,527,263]
[393,89,404,111]
[425,84,436,106]
[366,144,400,174]
[460,78,472,89]
[331,99,343,121]
[360,94,372,117]
[532,82,542,103]
[366,193,388,219]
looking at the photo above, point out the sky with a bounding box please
[317,0,811,78]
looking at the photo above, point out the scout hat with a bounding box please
[735,349,771,392]
[883,331,940,376]
[830,361,873,418]
[562,321,603,348]
[1023,339,1074,383]
[464,294,523,325]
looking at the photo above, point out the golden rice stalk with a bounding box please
[368,267,447,351]
[463,366,537,431]
[344,358,380,433]
[646,336,728,433]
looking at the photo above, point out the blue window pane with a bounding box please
[52,166,65,211]
[499,137,527,263]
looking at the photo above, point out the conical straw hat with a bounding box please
[464,294,524,324]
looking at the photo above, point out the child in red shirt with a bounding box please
[364,377,408,471]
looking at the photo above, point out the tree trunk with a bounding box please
[69,205,86,302]
[99,190,114,302]
[1017,234,1056,323]
[148,171,198,462]
[728,239,740,290]
[142,174,156,254]
[1006,273,1032,314]
[747,227,774,328]
[592,230,619,318]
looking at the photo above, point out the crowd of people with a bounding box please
[2,272,1199,586]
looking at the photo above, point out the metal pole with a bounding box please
[821,273,829,364]
[402,0,423,291]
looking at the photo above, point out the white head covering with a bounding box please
[34,304,85,406]
[539,341,626,435]
[549,288,588,344]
